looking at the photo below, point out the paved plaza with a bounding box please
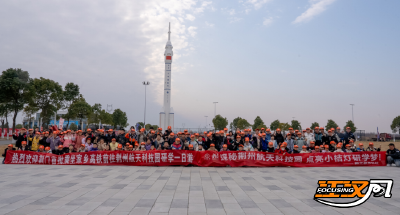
[0,165,399,215]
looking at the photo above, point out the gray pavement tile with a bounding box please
[110,184,128,189]
[137,176,149,179]
[242,177,253,180]
[190,186,203,191]
[73,174,88,178]
[93,175,107,178]
[238,200,258,208]
[173,170,182,173]
[205,199,223,208]
[208,171,217,173]
[240,186,256,191]
[103,198,122,207]
[0,195,31,204]
[137,170,147,172]
[31,197,61,205]
[155,170,165,173]
[158,176,169,180]
[266,185,282,190]
[201,177,211,180]
[263,176,274,180]
[59,182,78,188]
[135,199,156,208]
[269,199,292,208]
[116,176,128,179]
[180,177,190,180]
[164,185,177,190]
[52,174,67,177]
[138,185,152,190]
[66,197,91,206]
[84,184,102,188]
[216,186,230,191]
[221,177,232,180]
[171,199,188,208]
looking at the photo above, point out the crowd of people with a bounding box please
[2,125,399,166]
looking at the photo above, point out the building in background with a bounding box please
[23,111,88,130]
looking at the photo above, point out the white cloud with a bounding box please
[246,0,272,10]
[186,14,196,21]
[222,8,236,15]
[293,0,336,24]
[229,17,242,23]
[194,1,212,13]
[205,21,214,27]
[188,26,197,37]
[263,17,273,26]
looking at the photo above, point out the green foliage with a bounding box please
[0,68,31,132]
[63,83,80,107]
[145,124,152,131]
[344,120,357,133]
[152,125,159,130]
[88,103,102,125]
[278,122,291,131]
[27,77,63,126]
[290,120,301,130]
[99,110,113,125]
[252,116,265,130]
[270,120,280,130]
[310,122,320,129]
[236,118,251,130]
[326,119,339,131]
[212,114,229,130]
[391,116,400,134]
[16,124,23,129]
[256,124,267,130]
[112,109,128,128]
[136,122,145,129]
[229,117,242,130]
[69,96,92,126]
[69,123,78,130]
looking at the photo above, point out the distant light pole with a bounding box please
[350,104,355,122]
[213,102,218,117]
[142,81,150,128]
[205,116,208,129]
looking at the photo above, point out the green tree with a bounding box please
[310,122,319,129]
[0,68,31,132]
[136,122,145,129]
[88,103,102,126]
[256,124,268,130]
[145,124,152,131]
[326,119,339,131]
[344,120,357,133]
[99,110,113,125]
[62,83,80,127]
[229,117,242,130]
[391,116,400,134]
[291,120,301,130]
[152,125,159,130]
[278,122,291,131]
[15,124,23,129]
[112,109,128,128]
[212,114,229,130]
[27,77,63,127]
[69,123,78,130]
[0,103,12,129]
[69,96,92,129]
[237,118,251,130]
[252,116,265,130]
[270,120,280,130]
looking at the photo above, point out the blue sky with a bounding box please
[1,0,399,132]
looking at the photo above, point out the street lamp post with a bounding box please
[350,104,355,123]
[213,102,218,117]
[143,81,150,129]
[205,116,208,130]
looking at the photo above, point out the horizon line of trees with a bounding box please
[0,68,129,132]
[211,114,359,133]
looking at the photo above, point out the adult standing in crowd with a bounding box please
[387,143,400,167]
[46,131,61,151]
[343,127,355,146]
[12,128,27,149]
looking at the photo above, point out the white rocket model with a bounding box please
[159,23,174,131]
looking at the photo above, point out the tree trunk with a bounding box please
[12,109,17,133]
[66,118,70,129]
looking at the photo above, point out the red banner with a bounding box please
[4,150,386,167]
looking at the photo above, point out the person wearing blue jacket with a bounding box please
[260,133,270,152]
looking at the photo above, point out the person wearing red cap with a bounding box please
[154,133,164,150]
[326,129,339,146]
[104,129,116,144]
[266,142,275,153]
[343,127,355,146]
[220,144,229,152]
[78,144,86,152]
[335,127,344,142]
[46,131,61,151]
[334,143,344,152]
[307,141,316,152]
[344,144,353,153]
[12,128,27,149]
[172,138,182,150]
[28,132,41,151]
[208,143,218,151]
[54,145,65,155]
[205,133,215,150]
[260,133,269,152]
[357,143,365,152]
[314,127,323,146]
[386,143,400,167]
[274,142,287,154]
[2,144,15,164]
[228,135,241,151]
[36,145,45,153]
[45,146,52,153]
[300,145,309,153]
[243,137,254,151]
[365,142,381,151]
[273,129,284,145]
[292,145,300,154]
[161,142,171,150]
[313,146,321,153]
[67,144,76,153]
[109,138,119,151]
[115,128,127,145]
[304,128,315,146]
[322,145,330,153]
[284,133,295,153]
[18,141,29,151]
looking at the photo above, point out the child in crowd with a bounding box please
[197,144,205,151]
[266,142,275,153]
[172,138,182,150]
[292,145,300,154]
[140,142,147,151]
[67,145,75,153]
[335,143,343,152]
[90,143,98,151]
[300,145,309,153]
[366,142,381,151]
[45,146,52,153]
[37,145,45,153]
[54,145,64,155]
[117,144,123,151]
[220,144,229,152]
[208,144,218,151]
[357,143,365,151]
[19,141,29,151]
[78,144,86,152]
[237,144,245,151]
[344,144,353,153]
[294,132,306,149]
[274,142,287,154]
[109,138,118,151]
[307,141,315,152]
[243,138,254,151]
[322,145,330,152]
[313,146,321,153]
